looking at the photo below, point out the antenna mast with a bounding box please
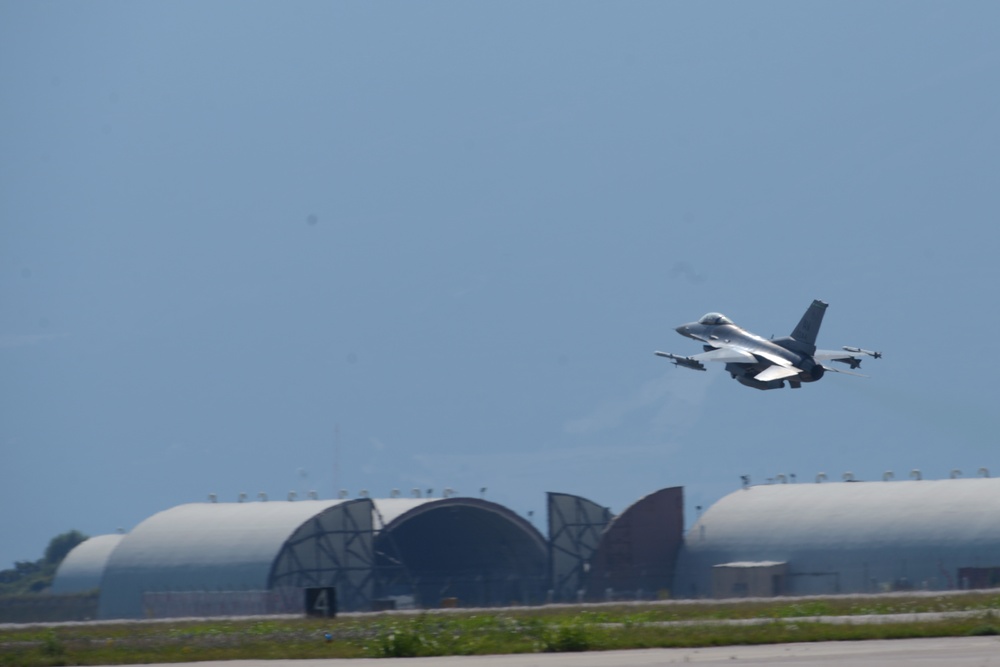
[333,423,340,499]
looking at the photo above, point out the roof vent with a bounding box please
[910,469,922,481]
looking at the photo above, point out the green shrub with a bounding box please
[542,621,591,652]
[40,631,65,659]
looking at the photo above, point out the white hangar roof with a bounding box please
[96,495,548,618]
[676,477,1000,597]
[98,499,365,618]
[103,499,349,572]
[51,534,125,594]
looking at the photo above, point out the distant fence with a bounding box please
[0,591,99,623]
[141,588,303,619]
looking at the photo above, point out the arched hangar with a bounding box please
[96,496,547,619]
[676,477,1000,598]
[51,534,125,595]
[375,497,548,608]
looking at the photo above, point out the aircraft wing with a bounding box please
[756,349,797,368]
[694,348,758,364]
[655,347,757,370]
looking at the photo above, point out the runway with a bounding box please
[132,636,1000,666]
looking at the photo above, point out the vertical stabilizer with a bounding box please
[790,299,827,348]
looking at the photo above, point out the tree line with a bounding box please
[0,530,88,595]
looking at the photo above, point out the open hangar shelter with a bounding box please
[60,488,683,619]
[90,496,548,619]
[675,476,1000,598]
[547,487,683,602]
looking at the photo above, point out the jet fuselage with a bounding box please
[655,300,878,390]
[674,321,823,390]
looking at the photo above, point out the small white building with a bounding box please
[711,561,788,598]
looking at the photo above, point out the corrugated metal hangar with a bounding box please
[52,475,1000,618]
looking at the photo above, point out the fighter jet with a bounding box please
[655,300,880,390]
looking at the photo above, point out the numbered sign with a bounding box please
[305,587,337,618]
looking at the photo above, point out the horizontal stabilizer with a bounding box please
[822,364,868,378]
[833,356,863,370]
[754,365,801,382]
[816,347,880,370]
[843,346,882,359]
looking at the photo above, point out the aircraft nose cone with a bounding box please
[675,325,688,335]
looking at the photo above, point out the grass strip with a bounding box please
[2,592,1000,665]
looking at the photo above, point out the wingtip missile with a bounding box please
[655,350,707,371]
[843,346,882,359]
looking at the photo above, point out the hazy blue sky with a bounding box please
[3,2,1000,568]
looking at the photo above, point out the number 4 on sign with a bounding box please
[313,589,330,615]
[305,587,336,618]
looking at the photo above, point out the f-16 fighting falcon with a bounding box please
[655,300,881,390]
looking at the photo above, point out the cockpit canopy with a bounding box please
[698,312,734,326]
